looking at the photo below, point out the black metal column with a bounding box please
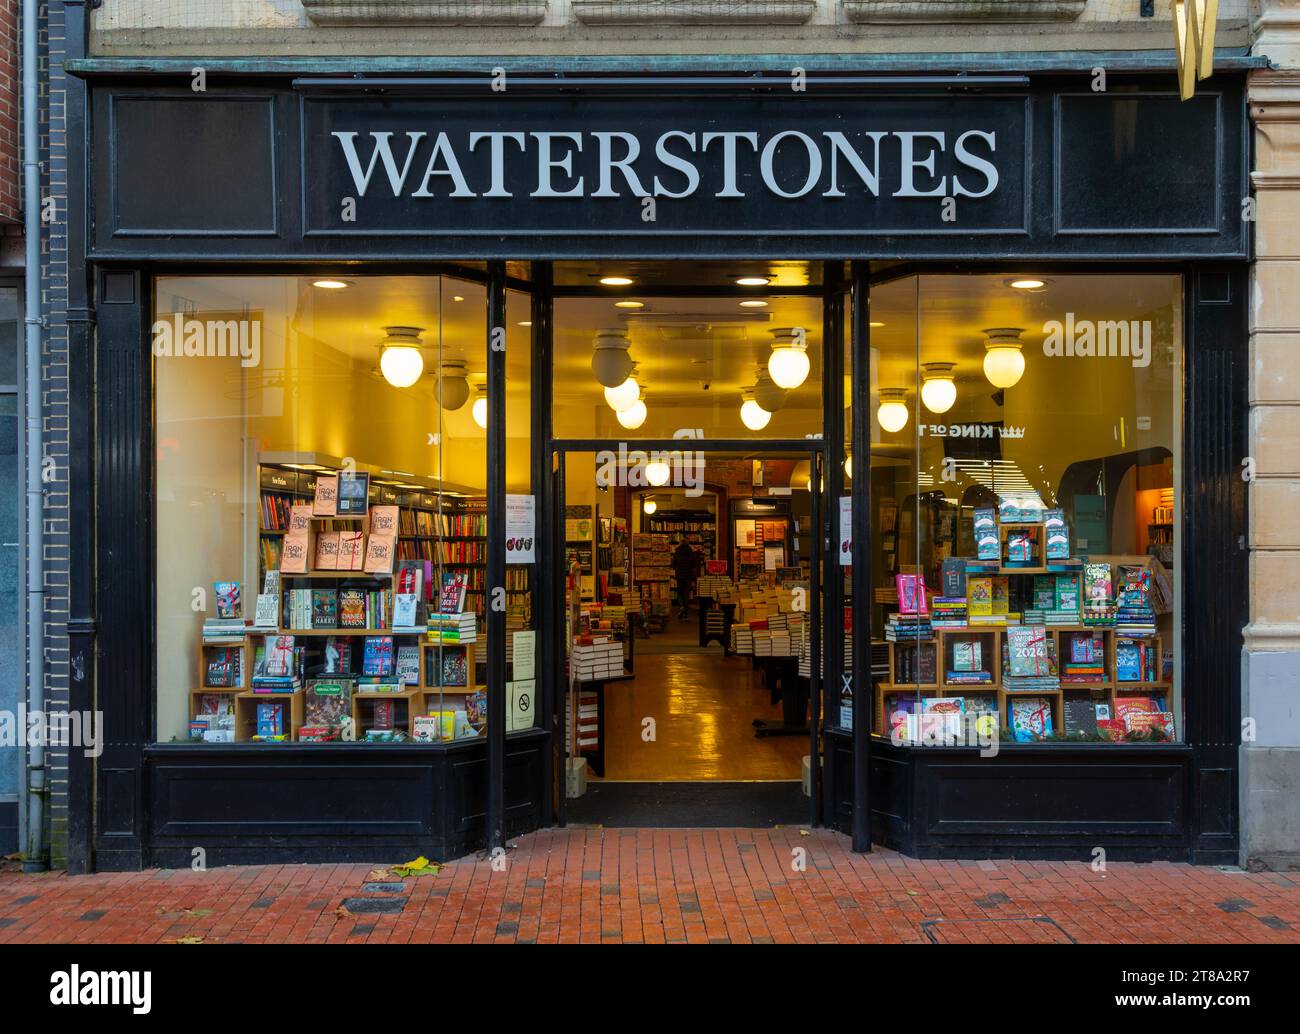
[485,261,507,851]
[530,263,555,823]
[819,265,846,827]
[849,261,872,853]
[63,0,94,874]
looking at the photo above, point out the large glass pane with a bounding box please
[155,275,491,745]
[871,273,1182,746]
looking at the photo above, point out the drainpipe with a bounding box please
[22,0,47,873]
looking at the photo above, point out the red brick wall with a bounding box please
[0,0,17,224]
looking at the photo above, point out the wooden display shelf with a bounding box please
[278,570,393,579]
[234,689,304,742]
[276,627,423,636]
[1116,680,1171,690]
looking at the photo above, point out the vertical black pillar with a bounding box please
[820,264,846,827]
[486,261,507,851]
[807,453,822,827]
[530,263,555,823]
[63,0,93,874]
[849,261,872,853]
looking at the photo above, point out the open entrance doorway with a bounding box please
[555,448,824,828]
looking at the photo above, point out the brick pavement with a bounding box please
[2,827,1298,944]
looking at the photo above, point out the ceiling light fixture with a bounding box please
[753,369,788,414]
[736,276,771,287]
[616,396,648,430]
[768,327,811,390]
[920,362,958,414]
[982,327,1027,389]
[645,458,671,486]
[739,300,769,308]
[518,320,532,327]
[845,454,853,480]
[615,300,645,309]
[471,386,489,429]
[643,497,657,515]
[312,279,351,290]
[599,275,634,287]
[1005,277,1051,291]
[591,328,633,387]
[378,326,426,388]
[436,360,470,411]
[739,390,772,431]
[604,369,640,412]
[876,388,909,433]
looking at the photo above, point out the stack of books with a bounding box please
[930,596,968,629]
[202,617,247,642]
[885,613,933,641]
[730,623,755,655]
[572,638,624,681]
[1061,634,1105,684]
[427,611,477,644]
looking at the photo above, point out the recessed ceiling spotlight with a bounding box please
[600,276,635,287]
[518,320,532,327]
[1005,277,1051,291]
[740,300,769,308]
[736,276,771,287]
[452,295,465,302]
[615,300,645,309]
[869,321,886,328]
[312,279,351,290]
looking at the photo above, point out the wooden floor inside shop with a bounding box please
[592,611,807,782]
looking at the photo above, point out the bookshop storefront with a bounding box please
[64,58,1251,870]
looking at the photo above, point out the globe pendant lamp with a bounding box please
[436,360,470,410]
[378,326,426,388]
[876,388,909,433]
[471,386,489,429]
[616,395,647,430]
[604,368,640,412]
[645,458,671,487]
[739,389,772,431]
[591,329,633,388]
[754,369,788,413]
[982,327,1026,389]
[920,362,957,414]
[642,496,657,515]
[768,327,811,390]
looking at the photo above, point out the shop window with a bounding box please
[155,274,499,745]
[869,274,1182,746]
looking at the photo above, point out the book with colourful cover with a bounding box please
[314,531,341,571]
[312,475,338,517]
[974,508,999,560]
[396,645,420,685]
[1116,640,1143,681]
[1055,573,1081,614]
[304,679,353,728]
[1043,508,1069,559]
[1033,575,1056,612]
[338,589,367,628]
[1063,697,1098,736]
[204,647,240,688]
[439,571,468,614]
[310,588,338,629]
[1084,562,1112,606]
[363,635,395,677]
[1006,625,1050,676]
[952,641,982,672]
[439,649,469,687]
[967,577,993,618]
[1008,696,1054,741]
[262,635,295,677]
[991,576,1010,616]
[895,573,929,615]
[214,581,241,619]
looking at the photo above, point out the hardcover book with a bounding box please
[396,645,420,686]
[312,475,338,517]
[1084,562,1113,606]
[363,635,395,678]
[1044,508,1070,559]
[991,576,1010,616]
[254,592,280,629]
[214,581,241,619]
[311,588,338,629]
[338,589,367,628]
[314,531,341,571]
[1063,697,1099,736]
[1006,625,1050,677]
[1008,696,1054,741]
[895,573,929,615]
[439,571,468,614]
[967,577,993,618]
[338,531,366,571]
[439,649,469,687]
[204,648,240,688]
[304,679,353,728]
[952,641,982,673]
[1055,573,1081,614]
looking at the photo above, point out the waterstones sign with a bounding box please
[302,96,1028,237]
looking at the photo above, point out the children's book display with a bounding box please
[876,507,1174,742]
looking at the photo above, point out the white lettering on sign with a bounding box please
[329,128,1001,202]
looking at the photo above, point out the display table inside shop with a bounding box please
[697,597,735,651]
[751,655,809,738]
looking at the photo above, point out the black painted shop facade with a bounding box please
[61,54,1251,872]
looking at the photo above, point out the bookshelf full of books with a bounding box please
[875,503,1175,744]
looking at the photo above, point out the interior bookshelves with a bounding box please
[565,504,597,602]
[733,516,789,578]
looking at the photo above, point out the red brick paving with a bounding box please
[2,828,1298,944]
